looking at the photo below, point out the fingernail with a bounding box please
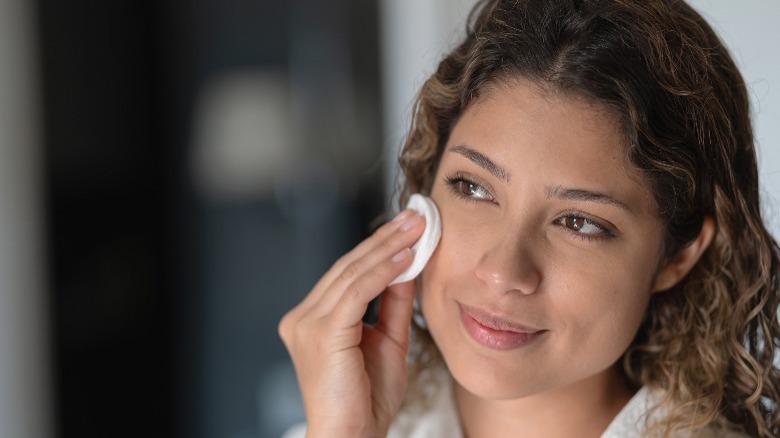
[392,248,411,263]
[391,209,412,223]
[400,213,421,232]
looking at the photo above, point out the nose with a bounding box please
[474,232,541,295]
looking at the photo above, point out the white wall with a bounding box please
[381,1,780,238]
[0,0,53,437]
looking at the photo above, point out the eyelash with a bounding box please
[444,173,616,242]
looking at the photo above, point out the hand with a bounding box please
[278,209,425,437]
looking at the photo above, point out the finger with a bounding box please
[374,280,416,350]
[278,211,424,346]
[295,209,418,312]
[311,214,425,316]
[328,244,417,328]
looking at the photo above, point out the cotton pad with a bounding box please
[390,194,442,285]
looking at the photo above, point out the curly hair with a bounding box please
[395,0,780,436]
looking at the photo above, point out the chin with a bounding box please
[441,346,552,401]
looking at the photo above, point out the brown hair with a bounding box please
[396,0,780,436]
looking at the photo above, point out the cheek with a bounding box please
[418,195,483,326]
[423,189,479,274]
[555,252,657,360]
[419,207,476,298]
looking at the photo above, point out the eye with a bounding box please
[456,180,493,200]
[556,214,615,241]
[445,173,495,203]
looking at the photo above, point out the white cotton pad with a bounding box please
[390,194,442,285]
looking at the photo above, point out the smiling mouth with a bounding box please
[458,303,546,351]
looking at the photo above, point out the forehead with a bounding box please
[454,82,622,156]
[471,79,626,149]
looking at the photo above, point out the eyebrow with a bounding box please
[544,185,634,215]
[449,145,510,182]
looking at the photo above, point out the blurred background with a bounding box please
[0,0,777,437]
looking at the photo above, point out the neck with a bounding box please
[454,365,635,438]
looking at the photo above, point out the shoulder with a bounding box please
[602,387,750,438]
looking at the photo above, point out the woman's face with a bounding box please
[420,81,666,400]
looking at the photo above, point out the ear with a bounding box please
[652,216,716,292]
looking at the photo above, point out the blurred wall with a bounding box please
[39,0,174,436]
[170,1,385,437]
[0,0,52,437]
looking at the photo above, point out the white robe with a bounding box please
[282,382,748,437]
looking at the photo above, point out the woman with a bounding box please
[279,0,780,436]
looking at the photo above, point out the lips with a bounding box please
[458,303,546,351]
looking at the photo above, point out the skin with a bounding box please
[279,79,714,437]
